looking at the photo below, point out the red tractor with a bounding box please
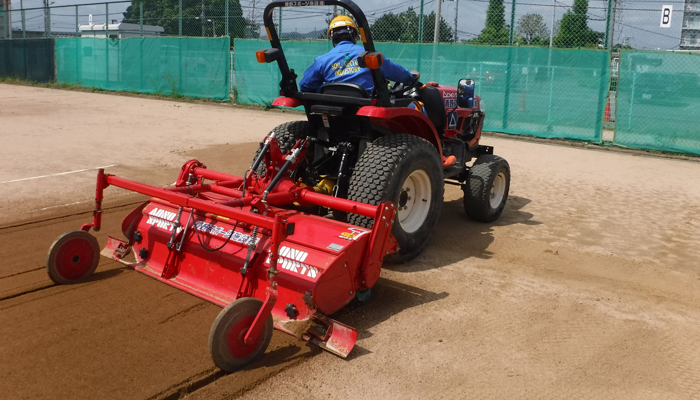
[45,0,510,373]
[258,0,511,262]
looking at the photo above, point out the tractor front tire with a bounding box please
[463,155,510,222]
[348,134,443,263]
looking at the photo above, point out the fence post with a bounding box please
[22,9,26,38]
[140,2,143,37]
[418,0,424,43]
[47,5,52,36]
[75,5,79,36]
[546,66,555,123]
[279,8,282,37]
[225,0,229,40]
[604,0,614,49]
[178,0,182,36]
[509,0,516,45]
[106,3,109,86]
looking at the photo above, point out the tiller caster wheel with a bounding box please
[46,230,100,285]
[208,298,273,372]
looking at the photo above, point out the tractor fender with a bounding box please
[356,106,443,157]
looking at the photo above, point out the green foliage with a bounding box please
[553,0,603,47]
[123,0,245,42]
[471,0,510,45]
[371,8,453,43]
[515,13,550,46]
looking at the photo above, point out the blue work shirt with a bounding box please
[299,41,414,93]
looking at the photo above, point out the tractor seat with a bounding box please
[320,83,369,98]
[419,85,446,135]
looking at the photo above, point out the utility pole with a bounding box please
[201,0,206,37]
[433,0,441,43]
[418,0,424,42]
[44,0,49,36]
[453,0,459,43]
[549,0,555,47]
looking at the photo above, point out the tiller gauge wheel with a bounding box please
[46,230,100,285]
[208,298,274,372]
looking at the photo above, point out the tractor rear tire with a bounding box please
[463,155,510,222]
[209,297,273,373]
[348,134,443,263]
[251,121,308,175]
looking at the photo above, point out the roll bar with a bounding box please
[262,0,391,105]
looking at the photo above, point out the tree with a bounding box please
[515,13,549,45]
[123,0,245,41]
[473,0,510,45]
[553,0,603,47]
[370,8,453,43]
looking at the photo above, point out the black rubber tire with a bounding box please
[209,297,273,373]
[251,121,308,175]
[348,134,443,263]
[463,155,511,222]
[46,230,100,285]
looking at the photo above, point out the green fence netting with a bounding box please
[0,39,56,83]
[615,51,700,156]
[56,37,229,100]
[234,39,609,142]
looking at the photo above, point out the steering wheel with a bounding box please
[390,79,422,97]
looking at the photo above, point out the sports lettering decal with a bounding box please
[284,1,325,7]
[146,208,181,232]
[267,246,319,279]
[194,221,260,245]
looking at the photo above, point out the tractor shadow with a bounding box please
[331,277,450,361]
[384,195,540,273]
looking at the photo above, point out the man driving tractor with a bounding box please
[299,15,419,93]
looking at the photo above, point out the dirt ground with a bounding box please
[2,84,700,399]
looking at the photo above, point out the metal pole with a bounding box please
[418,0,424,43]
[46,0,51,37]
[453,0,458,43]
[75,5,79,36]
[140,2,143,37]
[201,0,205,37]
[225,0,229,39]
[106,3,109,85]
[278,8,282,38]
[22,9,25,38]
[8,0,12,39]
[179,0,182,36]
[549,0,555,47]
[604,0,614,49]
[509,0,516,44]
[433,0,442,43]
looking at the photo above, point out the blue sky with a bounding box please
[10,0,685,49]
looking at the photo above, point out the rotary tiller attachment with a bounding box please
[48,136,398,372]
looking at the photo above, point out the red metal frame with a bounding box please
[85,139,398,359]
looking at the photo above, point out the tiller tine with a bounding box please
[101,236,131,261]
[303,315,357,358]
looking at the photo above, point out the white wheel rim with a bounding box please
[397,169,431,233]
[490,172,507,209]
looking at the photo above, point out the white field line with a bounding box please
[0,164,119,184]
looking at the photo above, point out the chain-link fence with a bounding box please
[2,0,700,155]
[2,0,693,50]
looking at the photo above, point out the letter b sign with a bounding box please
[660,5,673,28]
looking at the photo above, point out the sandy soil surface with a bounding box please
[2,84,700,399]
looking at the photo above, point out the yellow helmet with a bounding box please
[328,15,358,36]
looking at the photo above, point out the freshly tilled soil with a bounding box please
[2,84,700,399]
